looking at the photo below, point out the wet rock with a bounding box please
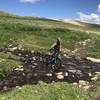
[32,57,36,61]
[34,73,38,77]
[68,70,76,73]
[57,75,64,79]
[31,66,36,68]
[55,72,63,75]
[45,73,53,77]
[14,68,24,71]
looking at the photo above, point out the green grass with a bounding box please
[0,14,97,51]
[0,82,89,100]
[0,52,21,80]
[0,12,100,100]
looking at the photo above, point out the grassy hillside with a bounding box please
[0,12,100,78]
[0,12,100,100]
[0,12,100,53]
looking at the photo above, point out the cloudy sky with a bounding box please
[0,0,100,24]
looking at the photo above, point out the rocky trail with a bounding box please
[0,45,100,92]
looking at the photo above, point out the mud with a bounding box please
[0,45,100,92]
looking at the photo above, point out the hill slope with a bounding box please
[0,12,100,100]
[0,12,100,57]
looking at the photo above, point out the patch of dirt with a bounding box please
[0,45,100,92]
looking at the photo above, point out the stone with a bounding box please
[57,75,64,79]
[86,57,100,63]
[64,72,68,77]
[95,72,100,75]
[34,63,38,66]
[14,68,24,71]
[34,73,38,76]
[88,73,92,77]
[73,82,78,85]
[31,66,36,68]
[79,80,89,86]
[91,76,98,81]
[68,70,76,73]
[31,50,34,53]
[32,57,36,60]
[79,85,82,88]
[9,47,17,51]
[18,53,22,56]
[83,85,90,90]
[56,72,63,75]
[17,65,23,68]
[64,54,67,57]
[3,86,8,91]
[46,73,52,77]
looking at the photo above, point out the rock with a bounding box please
[21,49,24,51]
[34,73,38,76]
[79,80,89,86]
[95,72,100,75]
[76,70,82,75]
[16,86,22,89]
[57,75,64,79]
[31,50,34,53]
[56,72,63,75]
[86,57,100,63]
[88,73,92,77]
[9,47,17,51]
[14,68,24,71]
[73,82,78,85]
[31,66,36,68]
[46,73,52,77]
[68,70,76,73]
[3,86,8,91]
[17,65,23,68]
[91,76,98,81]
[63,54,67,57]
[33,63,38,66]
[64,72,68,77]
[25,54,28,57]
[83,85,90,90]
[32,57,36,60]
[79,84,82,88]
[18,53,22,56]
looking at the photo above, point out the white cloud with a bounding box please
[78,4,100,24]
[78,12,100,24]
[98,4,100,12]
[20,0,41,4]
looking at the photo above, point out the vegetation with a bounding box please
[0,82,89,100]
[0,12,100,100]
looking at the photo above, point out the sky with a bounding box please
[0,0,100,24]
